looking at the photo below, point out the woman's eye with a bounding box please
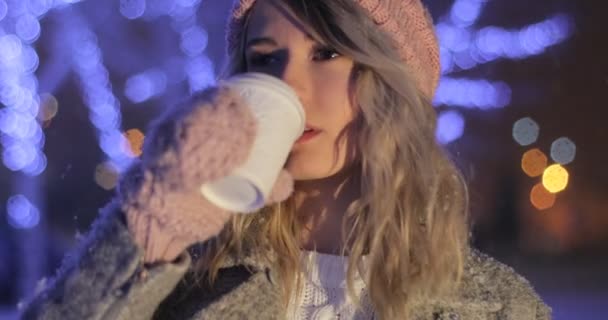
[248,53,277,67]
[312,47,341,61]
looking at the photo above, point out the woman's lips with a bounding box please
[295,129,321,144]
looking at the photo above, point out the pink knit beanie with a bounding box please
[226,0,440,98]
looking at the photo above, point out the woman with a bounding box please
[22,0,551,319]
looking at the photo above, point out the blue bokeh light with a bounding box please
[15,13,42,43]
[68,23,133,172]
[512,117,540,146]
[0,34,24,64]
[0,0,7,22]
[434,2,572,143]
[186,56,215,92]
[59,0,85,6]
[26,0,54,18]
[438,13,573,75]
[23,150,47,176]
[2,141,37,171]
[434,78,512,109]
[125,69,167,103]
[180,26,209,57]
[120,0,146,20]
[450,0,485,27]
[0,11,45,176]
[176,0,201,8]
[551,137,577,165]
[6,194,40,229]
[436,110,465,145]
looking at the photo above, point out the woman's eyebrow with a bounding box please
[245,33,317,51]
[246,37,277,50]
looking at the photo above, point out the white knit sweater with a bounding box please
[285,250,375,319]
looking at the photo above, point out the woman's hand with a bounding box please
[118,86,293,264]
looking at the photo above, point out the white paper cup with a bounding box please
[200,72,305,213]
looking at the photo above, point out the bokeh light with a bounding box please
[68,22,133,172]
[436,110,465,144]
[37,93,59,121]
[435,78,511,109]
[0,34,23,64]
[0,3,47,177]
[522,148,548,177]
[180,26,209,57]
[15,14,42,43]
[124,69,167,103]
[123,128,145,157]
[94,162,120,190]
[433,1,573,147]
[186,55,215,93]
[450,0,485,28]
[6,194,40,229]
[551,137,576,165]
[438,12,573,74]
[164,0,214,93]
[27,0,54,17]
[543,164,569,193]
[513,117,540,146]
[0,0,8,22]
[120,0,146,20]
[530,183,556,210]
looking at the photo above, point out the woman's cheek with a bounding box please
[286,137,343,180]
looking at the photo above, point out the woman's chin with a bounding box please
[285,163,330,181]
[289,170,329,181]
[285,162,346,182]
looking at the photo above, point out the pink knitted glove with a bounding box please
[118,86,294,265]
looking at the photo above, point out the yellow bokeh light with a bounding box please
[521,148,548,177]
[94,162,119,190]
[123,128,145,157]
[530,183,556,210]
[542,164,569,193]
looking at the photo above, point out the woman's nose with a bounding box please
[276,60,308,105]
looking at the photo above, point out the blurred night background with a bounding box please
[0,0,606,319]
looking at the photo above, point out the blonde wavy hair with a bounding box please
[194,1,470,319]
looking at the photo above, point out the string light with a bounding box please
[120,0,214,103]
[435,78,511,109]
[0,2,48,177]
[435,0,573,144]
[65,13,133,172]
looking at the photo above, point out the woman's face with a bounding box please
[245,0,359,181]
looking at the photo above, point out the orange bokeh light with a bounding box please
[530,183,556,210]
[123,128,145,157]
[521,148,548,177]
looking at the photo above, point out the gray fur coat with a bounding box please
[21,199,551,320]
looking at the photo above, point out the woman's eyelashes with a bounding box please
[247,46,341,67]
[247,52,278,67]
[312,45,341,61]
